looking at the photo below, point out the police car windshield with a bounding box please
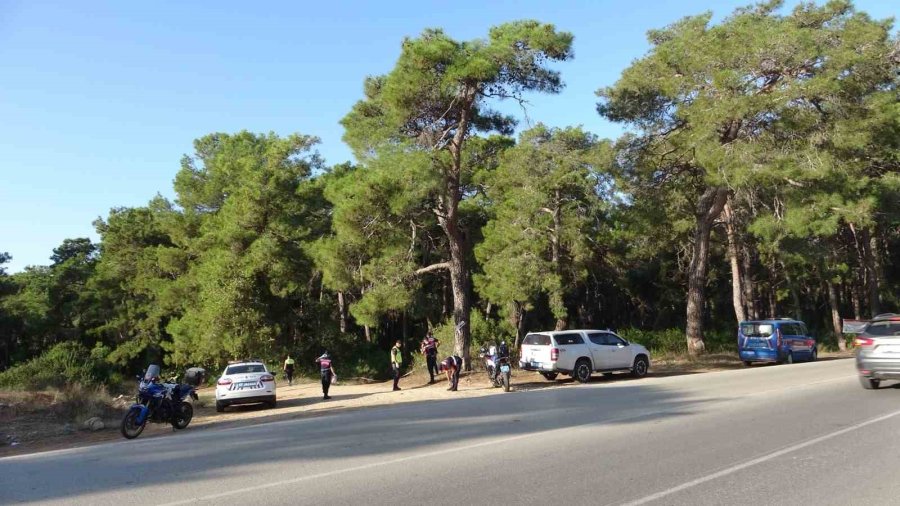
[741,324,773,338]
[226,364,266,374]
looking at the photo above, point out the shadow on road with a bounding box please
[3,381,716,503]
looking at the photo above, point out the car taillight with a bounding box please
[261,375,274,382]
[217,378,232,386]
[855,337,875,347]
[806,339,815,347]
[550,348,559,362]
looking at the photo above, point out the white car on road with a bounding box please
[215,360,277,412]
[519,329,651,383]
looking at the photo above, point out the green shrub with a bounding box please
[619,328,737,356]
[0,341,108,390]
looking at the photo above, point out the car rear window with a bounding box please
[554,333,584,345]
[523,334,551,346]
[226,364,266,375]
[865,321,900,337]
[741,323,773,338]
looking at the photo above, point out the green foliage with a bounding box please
[0,342,108,390]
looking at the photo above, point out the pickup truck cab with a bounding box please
[519,329,651,383]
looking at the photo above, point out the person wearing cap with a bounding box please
[283,355,296,386]
[315,352,335,400]
[420,330,440,384]
[391,340,403,391]
[439,355,463,391]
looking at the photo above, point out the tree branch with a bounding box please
[415,262,451,276]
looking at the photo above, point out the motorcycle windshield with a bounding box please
[144,364,161,381]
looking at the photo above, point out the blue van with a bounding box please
[738,319,817,366]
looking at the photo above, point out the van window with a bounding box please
[522,334,552,346]
[741,323,773,337]
[782,323,801,335]
[554,333,584,345]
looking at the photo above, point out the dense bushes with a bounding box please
[621,328,735,356]
[0,342,112,390]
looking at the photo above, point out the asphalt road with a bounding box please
[3,358,899,506]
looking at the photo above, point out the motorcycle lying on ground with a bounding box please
[479,346,512,392]
[120,365,205,439]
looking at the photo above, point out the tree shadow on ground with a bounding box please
[3,381,719,503]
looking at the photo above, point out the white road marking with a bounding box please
[618,407,900,506]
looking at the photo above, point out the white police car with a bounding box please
[215,360,277,412]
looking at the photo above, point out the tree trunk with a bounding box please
[723,200,746,323]
[337,291,348,333]
[685,186,728,355]
[861,228,881,316]
[363,325,372,343]
[550,192,567,331]
[828,281,846,351]
[850,282,862,320]
[741,243,758,319]
[510,301,527,352]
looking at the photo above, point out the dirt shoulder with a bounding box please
[0,350,854,458]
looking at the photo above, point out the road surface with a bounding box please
[3,358,898,505]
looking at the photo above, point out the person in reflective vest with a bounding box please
[420,331,441,384]
[315,352,335,400]
[439,355,462,391]
[283,355,295,386]
[391,340,403,391]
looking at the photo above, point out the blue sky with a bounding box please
[1,0,895,272]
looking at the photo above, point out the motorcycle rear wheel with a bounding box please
[121,410,146,439]
[172,402,193,429]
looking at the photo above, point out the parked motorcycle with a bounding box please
[479,345,512,392]
[120,365,205,439]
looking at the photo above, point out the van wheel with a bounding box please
[540,372,558,381]
[860,377,880,390]
[574,359,592,383]
[631,356,649,378]
[743,361,752,367]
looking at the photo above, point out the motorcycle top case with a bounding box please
[184,367,206,386]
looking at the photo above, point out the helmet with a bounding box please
[321,351,330,359]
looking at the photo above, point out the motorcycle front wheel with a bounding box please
[172,402,193,430]
[121,410,146,439]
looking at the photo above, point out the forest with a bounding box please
[1,1,897,387]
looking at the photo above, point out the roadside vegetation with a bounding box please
[1,1,897,392]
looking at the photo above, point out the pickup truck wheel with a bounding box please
[540,372,558,381]
[574,359,592,383]
[631,356,649,378]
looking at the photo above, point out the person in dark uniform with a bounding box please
[391,340,403,391]
[315,352,335,400]
[439,355,462,391]
[420,331,440,384]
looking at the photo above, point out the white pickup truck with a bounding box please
[519,329,651,383]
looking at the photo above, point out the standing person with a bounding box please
[391,340,403,391]
[315,352,335,400]
[283,355,295,386]
[420,331,441,384]
[439,355,462,391]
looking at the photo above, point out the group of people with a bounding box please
[281,329,466,401]
[282,352,336,400]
